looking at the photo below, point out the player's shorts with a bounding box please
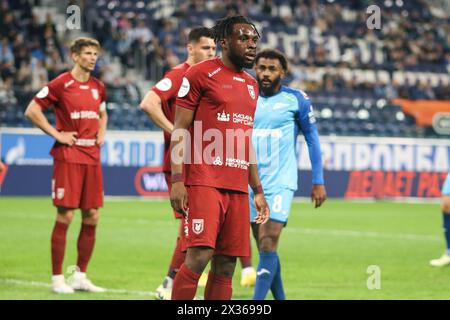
[52,161,103,210]
[442,172,450,196]
[182,185,250,257]
[165,173,183,219]
[249,187,295,225]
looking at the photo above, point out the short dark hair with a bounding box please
[188,27,214,43]
[255,49,288,71]
[212,15,260,44]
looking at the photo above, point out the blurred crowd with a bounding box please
[0,0,449,134]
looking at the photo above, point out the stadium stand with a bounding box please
[0,0,449,137]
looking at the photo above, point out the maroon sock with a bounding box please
[204,272,233,300]
[168,235,186,279]
[171,264,201,300]
[51,221,69,275]
[76,224,97,273]
[239,241,252,268]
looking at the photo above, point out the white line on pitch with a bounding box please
[0,278,156,297]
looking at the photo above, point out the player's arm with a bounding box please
[169,106,195,214]
[96,107,108,146]
[298,98,326,208]
[249,140,269,224]
[24,100,77,146]
[139,90,174,134]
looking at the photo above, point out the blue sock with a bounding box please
[270,254,285,300]
[443,213,450,255]
[253,251,278,300]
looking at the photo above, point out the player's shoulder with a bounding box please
[48,71,72,87]
[187,57,221,76]
[242,70,257,84]
[166,62,190,78]
[89,75,105,89]
[281,86,310,105]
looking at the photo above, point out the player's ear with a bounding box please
[220,39,227,51]
[187,43,193,56]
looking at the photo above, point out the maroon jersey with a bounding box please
[33,72,106,165]
[175,57,259,193]
[151,62,190,173]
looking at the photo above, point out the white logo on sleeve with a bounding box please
[257,268,271,276]
[192,219,204,234]
[155,78,172,91]
[91,88,99,100]
[177,77,190,97]
[36,86,49,98]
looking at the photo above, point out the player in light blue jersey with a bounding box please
[430,172,450,267]
[249,49,326,300]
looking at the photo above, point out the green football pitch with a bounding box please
[1,197,450,300]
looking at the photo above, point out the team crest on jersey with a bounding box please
[56,188,65,200]
[247,85,255,99]
[192,219,204,234]
[91,89,99,100]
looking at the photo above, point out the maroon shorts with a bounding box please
[182,185,250,257]
[165,173,183,219]
[52,161,103,210]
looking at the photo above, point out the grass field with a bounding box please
[1,196,449,300]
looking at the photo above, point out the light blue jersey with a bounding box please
[249,86,324,223]
[443,172,450,196]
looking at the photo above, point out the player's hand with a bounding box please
[56,131,78,146]
[311,184,326,208]
[253,193,269,224]
[170,182,189,215]
[96,132,105,146]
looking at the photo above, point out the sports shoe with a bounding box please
[240,267,256,287]
[198,272,208,287]
[51,275,74,294]
[155,276,173,300]
[430,254,450,267]
[69,271,106,292]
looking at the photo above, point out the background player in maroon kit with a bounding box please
[139,27,216,300]
[24,38,107,294]
[169,15,269,300]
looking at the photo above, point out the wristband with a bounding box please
[171,173,183,184]
[252,185,263,194]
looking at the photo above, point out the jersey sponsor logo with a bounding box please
[64,80,74,88]
[36,86,49,98]
[178,77,190,97]
[273,102,290,110]
[70,111,99,120]
[91,88,99,100]
[155,78,172,91]
[79,85,89,89]
[208,67,222,78]
[233,113,253,126]
[192,219,204,234]
[233,76,245,83]
[213,156,223,166]
[225,158,249,170]
[252,128,282,138]
[247,84,255,99]
[75,139,96,147]
[217,111,230,122]
[56,188,65,200]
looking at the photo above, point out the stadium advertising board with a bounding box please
[1,129,448,198]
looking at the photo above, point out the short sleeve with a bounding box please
[100,82,107,111]
[33,79,59,110]
[152,68,185,102]
[174,66,203,111]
